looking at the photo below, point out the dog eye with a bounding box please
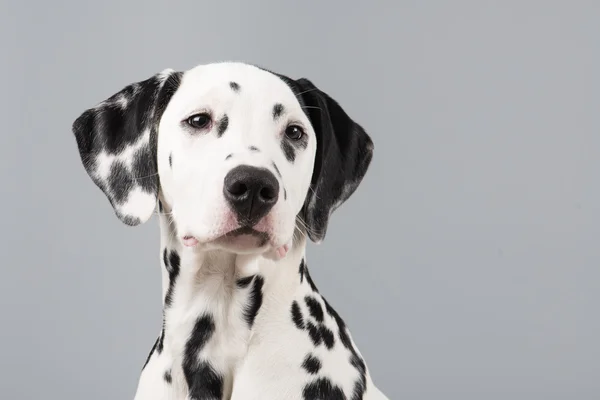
[285,125,305,141]
[186,113,212,129]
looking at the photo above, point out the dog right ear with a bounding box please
[72,69,182,226]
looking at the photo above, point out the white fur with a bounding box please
[157,63,315,254]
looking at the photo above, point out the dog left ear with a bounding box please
[72,69,182,226]
[294,78,374,243]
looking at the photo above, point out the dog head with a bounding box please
[72,62,373,255]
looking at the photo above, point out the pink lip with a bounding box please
[182,235,199,247]
[276,244,289,259]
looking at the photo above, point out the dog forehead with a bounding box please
[175,62,300,109]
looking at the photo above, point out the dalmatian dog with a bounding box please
[72,62,388,400]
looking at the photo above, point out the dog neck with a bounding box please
[156,207,308,305]
[146,206,310,397]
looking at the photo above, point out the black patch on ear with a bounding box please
[131,144,157,193]
[268,72,374,243]
[216,114,229,137]
[303,377,346,400]
[230,81,240,92]
[273,103,284,119]
[107,161,134,204]
[284,187,287,200]
[291,301,305,329]
[249,146,260,152]
[72,70,183,225]
[302,354,322,374]
[226,154,233,160]
[243,276,264,327]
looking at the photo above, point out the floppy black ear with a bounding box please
[295,78,374,243]
[72,69,182,226]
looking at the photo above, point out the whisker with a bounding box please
[132,172,159,181]
[294,87,319,97]
[301,105,322,111]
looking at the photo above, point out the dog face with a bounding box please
[72,62,373,255]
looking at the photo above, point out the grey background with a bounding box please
[1,1,598,399]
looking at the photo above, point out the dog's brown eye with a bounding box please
[285,125,304,141]
[186,113,211,129]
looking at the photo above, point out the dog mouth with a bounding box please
[222,226,270,247]
[182,226,270,250]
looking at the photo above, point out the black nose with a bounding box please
[223,165,279,226]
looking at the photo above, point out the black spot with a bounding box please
[321,296,367,399]
[186,361,224,400]
[302,354,322,374]
[273,103,284,119]
[74,80,156,156]
[162,248,169,268]
[157,329,165,353]
[183,315,219,398]
[323,298,352,350]
[305,296,324,322]
[168,250,181,272]
[320,325,335,349]
[291,301,305,329]
[243,276,264,327]
[303,377,346,400]
[120,215,141,226]
[236,275,254,288]
[184,314,215,358]
[230,81,240,92]
[249,146,260,152]
[72,71,184,226]
[306,322,322,346]
[131,144,157,194]
[107,161,135,204]
[304,265,319,293]
[281,140,296,162]
[164,250,180,307]
[350,354,367,400]
[158,200,163,212]
[299,259,306,283]
[216,114,229,137]
[226,154,233,160]
[142,336,159,370]
[272,162,281,178]
[284,187,287,200]
[164,369,172,384]
[169,153,172,168]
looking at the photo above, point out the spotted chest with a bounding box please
[291,261,369,400]
[138,248,267,400]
